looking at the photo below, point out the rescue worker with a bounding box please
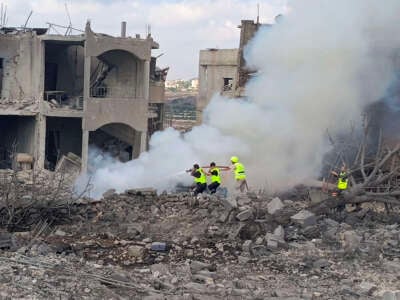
[331,165,348,194]
[207,162,221,194]
[331,165,348,211]
[230,156,248,192]
[187,164,207,196]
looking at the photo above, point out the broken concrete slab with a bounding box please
[236,209,253,221]
[267,197,284,215]
[273,225,285,241]
[127,245,145,258]
[383,290,400,300]
[189,260,213,273]
[342,230,362,252]
[290,210,316,227]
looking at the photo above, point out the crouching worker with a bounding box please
[187,164,207,196]
[207,162,221,194]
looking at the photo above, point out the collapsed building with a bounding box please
[197,19,271,123]
[0,21,167,172]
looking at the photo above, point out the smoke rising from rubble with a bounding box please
[77,0,400,198]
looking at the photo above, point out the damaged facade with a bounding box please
[197,19,270,123]
[0,21,167,172]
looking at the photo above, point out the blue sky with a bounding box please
[3,0,286,79]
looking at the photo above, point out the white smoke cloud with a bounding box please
[76,0,400,198]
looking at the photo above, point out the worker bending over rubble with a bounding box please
[207,162,221,194]
[186,164,207,196]
[230,156,248,192]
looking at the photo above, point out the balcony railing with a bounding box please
[90,86,136,98]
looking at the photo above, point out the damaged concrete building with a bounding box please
[197,19,271,123]
[0,21,167,172]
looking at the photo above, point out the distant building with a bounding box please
[197,49,239,122]
[197,19,272,123]
[190,78,199,90]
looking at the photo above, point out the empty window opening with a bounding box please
[223,77,233,91]
[45,117,82,171]
[0,116,36,169]
[44,42,84,109]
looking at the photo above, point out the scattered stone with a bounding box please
[359,281,377,295]
[291,210,316,227]
[236,209,253,221]
[127,245,145,258]
[238,256,251,264]
[190,260,213,273]
[383,290,400,300]
[255,236,264,245]
[267,197,284,215]
[266,237,278,249]
[0,232,13,249]
[237,195,252,206]
[273,225,285,241]
[342,230,362,252]
[221,196,237,210]
[242,240,252,253]
[312,258,331,269]
[102,189,116,198]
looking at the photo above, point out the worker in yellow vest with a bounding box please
[207,162,221,194]
[187,164,207,196]
[331,165,348,195]
[230,156,248,192]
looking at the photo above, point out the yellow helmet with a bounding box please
[230,156,239,163]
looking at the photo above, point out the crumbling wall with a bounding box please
[197,49,238,122]
[0,33,42,103]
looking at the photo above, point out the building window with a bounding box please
[223,77,233,91]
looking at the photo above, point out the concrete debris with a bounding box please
[290,209,317,227]
[383,290,400,300]
[0,187,399,298]
[342,230,362,253]
[267,197,284,215]
[127,245,145,258]
[236,209,253,221]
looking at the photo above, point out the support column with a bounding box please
[140,131,148,153]
[81,130,89,173]
[143,60,150,101]
[36,114,46,169]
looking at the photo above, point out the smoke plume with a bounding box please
[76,0,400,199]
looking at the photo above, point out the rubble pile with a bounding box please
[1,188,400,299]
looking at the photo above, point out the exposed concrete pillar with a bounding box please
[143,60,150,101]
[36,114,46,168]
[81,130,89,173]
[140,131,148,153]
[132,130,148,158]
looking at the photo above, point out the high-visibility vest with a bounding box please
[210,167,221,184]
[337,172,348,190]
[234,162,246,180]
[194,168,207,184]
